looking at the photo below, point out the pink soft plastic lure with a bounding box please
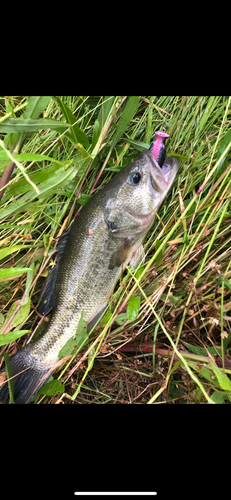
[149,130,169,168]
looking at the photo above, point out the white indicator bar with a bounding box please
[74,493,157,496]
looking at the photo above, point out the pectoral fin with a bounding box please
[108,238,132,270]
[130,244,145,270]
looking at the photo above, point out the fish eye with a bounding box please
[130,172,141,185]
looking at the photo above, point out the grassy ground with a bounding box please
[0,95,231,404]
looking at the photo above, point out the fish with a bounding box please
[149,130,169,168]
[0,138,178,404]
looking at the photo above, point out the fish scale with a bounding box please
[30,200,123,367]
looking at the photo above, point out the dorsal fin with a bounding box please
[37,226,72,315]
[37,264,59,315]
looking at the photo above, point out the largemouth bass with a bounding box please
[0,138,178,404]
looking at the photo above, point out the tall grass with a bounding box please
[0,96,231,404]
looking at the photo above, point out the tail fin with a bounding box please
[0,347,53,404]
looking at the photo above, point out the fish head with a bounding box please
[104,150,179,238]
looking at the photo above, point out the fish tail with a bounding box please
[0,347,52,404]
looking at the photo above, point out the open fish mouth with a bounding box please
[149,154,179,195]
[160,156,179,184]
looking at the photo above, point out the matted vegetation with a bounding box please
[0,95,231,404]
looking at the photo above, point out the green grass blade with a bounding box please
[0,139,41,195]
[110,96,140,151]
[0,268,32,279]
[55,97,89,148]
[0,245,33,260]
[214,128,231,179]
[91,119,100,150]
[0,163,76,218]
[97,96,115,128]
[23,96,52,119]
[0,117,70,133]
[0,330,30,347]
[0,151,61,163]
[198,96,218,131]
[3,160,72,201]
[2,352,14,404]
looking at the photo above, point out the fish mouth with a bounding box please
[149,153,179,195]
[161,156,179,183]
